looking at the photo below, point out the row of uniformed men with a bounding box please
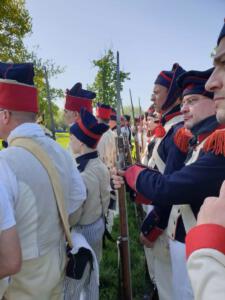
[0,64,122,299]
[113,19,225,300]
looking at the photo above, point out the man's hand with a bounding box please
[111,168,125,189]
[139,233,154,248]
[197,181,225,226]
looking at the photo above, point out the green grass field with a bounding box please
[55,132,70,149]
[0,131,70,150]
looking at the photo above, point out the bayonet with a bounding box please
[43,66,56,140]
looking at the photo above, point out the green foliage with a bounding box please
[89,50,130,108]
[0,0,64,129]
[31,55,64,129]
[54,109,68,132]
[123,105,143,118]
[0,0,32,61]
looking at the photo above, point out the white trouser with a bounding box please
[145,232,173,300]
[75,217,105,264]
[0,278,9,299]
[106,209,115,234]
[169,239,194,300]
[64,263,99,300]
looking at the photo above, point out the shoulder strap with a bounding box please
[180,205,196,233]
[148,115,183,172]
[185,138,207,166]
[148,137,166,173]
[167,204,196,238]
[9,137,73,248]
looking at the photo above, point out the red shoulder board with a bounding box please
[203,129,225,156]
[153,124,166,138]
[174,127,193,153]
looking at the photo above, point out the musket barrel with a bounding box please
[129,89,141,163]
[43,67,56,140]
[116,52,133,300]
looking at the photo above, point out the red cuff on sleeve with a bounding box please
[145,227,163,243]
[186,224,225,259]
[135,193,151,205]
[124,165,145,192]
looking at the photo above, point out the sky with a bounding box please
[24,0,225,111]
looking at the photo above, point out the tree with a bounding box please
[0,0,32,62]
[123,105,142,118]
[31,54,64,129]
[89,50,130,108]
[0,0,64,130]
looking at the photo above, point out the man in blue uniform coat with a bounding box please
[137,63,188,300]
[113,67,225,300]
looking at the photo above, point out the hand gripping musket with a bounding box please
[129,89,141,163]
[116,51,133,300]
[43,66,56,140]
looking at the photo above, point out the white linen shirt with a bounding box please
[0,184,15,231]
[0,123,86,216]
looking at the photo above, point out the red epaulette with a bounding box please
[203,128,225,156]
[153,124,166,138]
[174,127,193,153]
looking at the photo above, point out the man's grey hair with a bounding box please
[10,110,37,123]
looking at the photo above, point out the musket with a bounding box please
[43,66,56,140]
[121,99,125,116]
[122,131,133,166]
[116,51,133,300]
[138,97,144,153]
[138,97,142,116]
[129,89,141,163]
[119,86,132,165]
[129,89,145,224]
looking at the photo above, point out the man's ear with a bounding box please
[74,111,79,118]
[2,110,11,125]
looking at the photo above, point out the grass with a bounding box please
[0,131,70,151]
[100,196,152,300]
[55,132,70,149]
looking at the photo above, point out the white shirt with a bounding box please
[0,123,86,216]
[0,184,15,231]
[121,126,130,140]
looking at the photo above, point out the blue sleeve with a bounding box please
[136,151,225,209]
